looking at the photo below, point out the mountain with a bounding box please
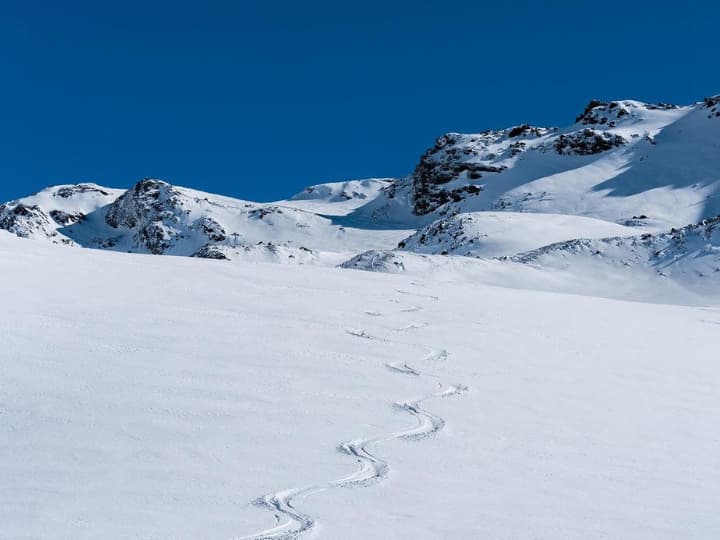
[0,178,408,265]
[353,96,720,230]
[1,94,719,298]
[0,183,122,241]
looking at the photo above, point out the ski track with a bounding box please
[344,328,387,341]
[240,380,467,540]
[393,322,429,332]
[240,301,468,540]
[385,361,421,376]
[395,289,439,301]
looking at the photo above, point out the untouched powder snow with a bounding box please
[2,232,720,540]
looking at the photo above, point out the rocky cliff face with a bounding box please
[103,179,237,254]
[105,179,190,254]
[0,203,58,239]
[406,126,551,215]
[381,99,673,217]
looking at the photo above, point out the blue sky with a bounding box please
[1,0,718,202]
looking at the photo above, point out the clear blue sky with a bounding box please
[2,0,718,202]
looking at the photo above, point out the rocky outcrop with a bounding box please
[398,214,479,255]
[54,184,111,199]
[49,210,85,226]
[192,244,231,260]
[409,132,507,215]
[341,250,409,272]
[193,216,226,242]
[704,95,720,118]
[0,203,56,238]
[554,129,626,155]
[105,179,184,254]
[576,99,677,126]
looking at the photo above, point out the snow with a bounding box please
[282,179,393,216]
[361,99,719,229]
[2,232,720,539]
[0,180,410,263]
[399,211,638,257]
[3,93,720,539]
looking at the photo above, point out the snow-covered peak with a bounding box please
[281,178,393,216]
[0,182,122,242]
[0,203,58,240]
[290,179,392,203]
[356,95,713,228]
[574,99,679,126]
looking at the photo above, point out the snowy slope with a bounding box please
[354,97,720,230]
[398,211,638,258]
[2,232,720,540]
[343,214,720,302]
[505,215,720,295]
[0,183,123,242]
[281,178,393,216]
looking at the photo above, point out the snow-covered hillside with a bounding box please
[506,215,720,294]
[0,183,123,241]
[353,97,720,230]
[282,178,393,216]
[2,231,720,540]
[398,212,638,258]
[0,179,409,265]
[343,214,720,302]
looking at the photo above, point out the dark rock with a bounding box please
[192,244,230,260]
[555,129,626,155]
[0,203,56,238]
[54,184,110,198]
[49,210,85,226]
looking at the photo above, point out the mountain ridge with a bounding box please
[2,94,718,293]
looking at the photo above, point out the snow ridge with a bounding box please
[508,215,720,279]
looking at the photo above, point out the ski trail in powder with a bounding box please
[239,303,468,539]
